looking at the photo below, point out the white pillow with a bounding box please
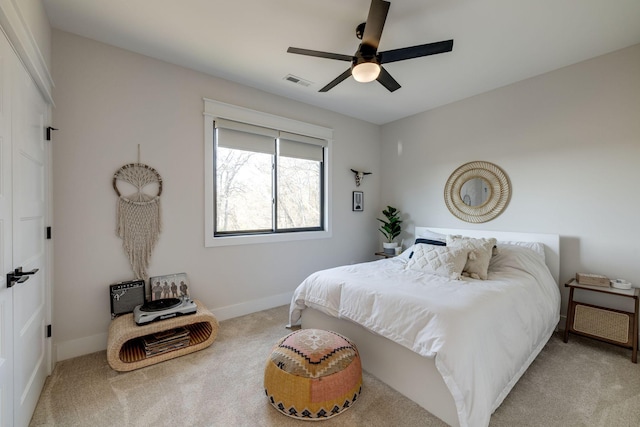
[397,245,415,260]
[489,243,547,271]
[405,244,468,280]
[498,241,545,260]
[416,229,447,243]
[446,235,497,280]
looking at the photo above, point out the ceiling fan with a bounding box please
[287,0,453,93]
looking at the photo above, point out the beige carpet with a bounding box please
[31,305,640,426]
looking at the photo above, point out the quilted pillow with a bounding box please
[408,238,446,259]
[405,244,469,280]
[446,235,497,280]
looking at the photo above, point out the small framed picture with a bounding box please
[352,191,364,211]
[149,273,190,301]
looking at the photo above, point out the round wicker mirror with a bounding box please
[444,161,510,223]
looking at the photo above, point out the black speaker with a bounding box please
[110,280,146,318]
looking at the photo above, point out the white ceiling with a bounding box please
[42,0,640,125]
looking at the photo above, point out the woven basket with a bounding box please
[264,329,362,420]
[573,304,630,344]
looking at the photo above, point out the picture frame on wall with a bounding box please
[149,273,190,301]
[352,191,364,211]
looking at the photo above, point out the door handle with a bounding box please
[6,267,39,288]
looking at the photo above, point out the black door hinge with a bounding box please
[46,324,52,338]
[46,227,52,239]
[46,127,58,141]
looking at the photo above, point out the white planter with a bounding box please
[382,242,398,255]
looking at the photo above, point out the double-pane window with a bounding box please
[214,119,325,236]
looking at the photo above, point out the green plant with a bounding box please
[377,206,402,243]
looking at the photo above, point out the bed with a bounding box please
[289,227,560,427]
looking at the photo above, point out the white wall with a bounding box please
[11,0,51,65]
[380,44,640,319]
[0,0,52,101]
[51,30,382,360]
[51,28,640,360]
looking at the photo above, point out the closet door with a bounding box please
[11,48,48,427]
[0,32,14,427]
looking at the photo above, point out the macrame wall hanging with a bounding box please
[113,148,162,280]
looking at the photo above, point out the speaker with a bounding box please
[110,280,146,318]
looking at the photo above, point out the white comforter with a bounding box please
[289,245,560,427]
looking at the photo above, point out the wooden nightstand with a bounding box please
[375,251,397,258]
[563,278,639,363]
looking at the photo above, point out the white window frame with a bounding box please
[204,98,333,247]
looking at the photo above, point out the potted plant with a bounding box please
[377,205,402,254]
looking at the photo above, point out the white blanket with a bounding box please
[290,245,560,427]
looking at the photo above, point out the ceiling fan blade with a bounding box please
[319,68,352,92]
[361,0,390,50]
[287,47,353,62]
[376,66,401,92]
[379,40,454,64]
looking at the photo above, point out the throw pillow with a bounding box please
[405,244,468,280]
[446,235,497,280]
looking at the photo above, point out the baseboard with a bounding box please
[55,291,293,361]
[56,332,108,362]
[559,315,566,331]
[210,291,293,321]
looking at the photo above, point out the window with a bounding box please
[276,133,324,230]
[214,120,325,234]
[204,99,332,247]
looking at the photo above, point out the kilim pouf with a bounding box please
[264,328,362,420]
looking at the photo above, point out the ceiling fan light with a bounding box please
[352,62,380,83]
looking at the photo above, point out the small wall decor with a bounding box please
[113,146,162,280]
[352,191,364,211]
[350,169,372,187]
[149,273,189,301]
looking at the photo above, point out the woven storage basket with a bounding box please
[264,329,362,420]
[573,304,630,344]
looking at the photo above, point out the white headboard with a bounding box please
[414,227,560,286]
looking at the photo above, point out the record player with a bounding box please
[134,297,197,326]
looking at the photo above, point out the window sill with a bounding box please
[205,229,331,247]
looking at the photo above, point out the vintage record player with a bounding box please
[133,297,197,326]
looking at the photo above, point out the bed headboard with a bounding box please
[414,227,560,286]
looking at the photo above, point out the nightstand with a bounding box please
[563,278,638,363]
[375,251,396,258]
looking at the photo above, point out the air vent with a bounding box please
[283,74,312,87]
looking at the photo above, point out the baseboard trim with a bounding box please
[56,332,108,362]
[55,291,293,361]
[211,291,292,321]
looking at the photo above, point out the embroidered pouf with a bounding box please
[264,328,362,420]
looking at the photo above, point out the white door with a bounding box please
[11,49,49,427]
[0,32,14,427]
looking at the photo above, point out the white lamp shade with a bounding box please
[352,62,381,83]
